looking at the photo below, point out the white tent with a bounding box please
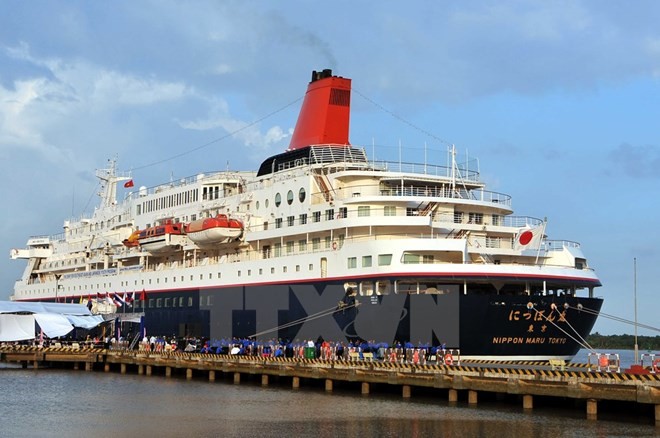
[0,301,105,342]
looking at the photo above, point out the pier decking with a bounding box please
[2,345,658,425]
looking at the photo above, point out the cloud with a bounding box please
[607,143,660,178]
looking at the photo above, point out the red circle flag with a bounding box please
[519,230,533,245]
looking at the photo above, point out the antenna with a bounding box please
[634,257,638,365]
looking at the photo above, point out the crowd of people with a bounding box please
[129,336,458,365]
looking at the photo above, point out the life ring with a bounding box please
[444,353,453,366]
[653,358,660,373]
[598,354,608,369]
[332,241,338,250]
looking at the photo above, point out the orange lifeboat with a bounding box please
[137,221,186,252]
[122,230,140,247]
[185,214,243,245]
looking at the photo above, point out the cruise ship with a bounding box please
[9,69,603,360]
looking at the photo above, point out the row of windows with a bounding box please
[137,189,199,215]
[256,188,306,210]
[344,280,459,296]
[347,254,392,269]
[146,296,194,308]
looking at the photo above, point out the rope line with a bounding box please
[250,301,360,339]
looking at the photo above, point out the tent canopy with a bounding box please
[0,301,104,342]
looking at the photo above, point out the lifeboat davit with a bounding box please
[185,214,243,245]
[138,221,186,252]
[122,230,140,247]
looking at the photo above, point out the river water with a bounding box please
[0,349,657,437]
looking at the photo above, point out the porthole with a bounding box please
[299,188,306,202]
[275,193,281,207]
[287,190,294,205]
[256,200,260,210]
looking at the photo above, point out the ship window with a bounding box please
[283,266,287,273]
[492,214,501,226]
[259,268,263,275]
[179,297,184,307]
[468,212,483,224]
[312,238,321,250]
[360,281,374,296]
[271,267,275,274]
[395,281,418,294]
[309,264,313,271]
[286,241,294,254]
[275,193,282,207]
[156,298,162,308]
[238,271,241,277]
[188,297,193,307]
[287,216,294,226]
[325,209,334,220]
[206,296,211,306]
[347,257,357,269]
[299,213,307,225]
[384,206,396,216]
[296,265,300,272]
[312,211,320,222]
[247,269,251,276]
[362,256,372,267]
[209,273,212,279]
[338,207,347,219]
[275,218,282,228]
[299,188,306,203]
[164,298,171,307]
[287,190,294,205]
[217,273,221,279]
[265,199,269,208]
[149,298,154,308]
[298,240,307,251]
[274,243,282,257]
[454,212,463,223]
[256,201,260,210]
[403,253,420,264]
[324,236,332,249]
[376,281,391,295]
[173,277,176,283]
[378,254,392,266]
[358,206,370,217]
[181,276,184,281]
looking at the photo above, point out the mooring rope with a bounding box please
[564,304,660,333]
[249,301,360,339]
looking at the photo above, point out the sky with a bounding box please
[1,1,658,337]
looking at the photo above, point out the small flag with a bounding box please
[124,179,134,188]
[140,289,146,302]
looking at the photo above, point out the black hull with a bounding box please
[137,280,602,359]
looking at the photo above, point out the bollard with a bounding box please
[587,399,597,419]
[361,382,370,395]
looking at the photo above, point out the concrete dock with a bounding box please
[2,345,658,425]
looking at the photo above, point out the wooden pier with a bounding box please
[2,345,659,425]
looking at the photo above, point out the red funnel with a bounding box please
[288,69,351,150]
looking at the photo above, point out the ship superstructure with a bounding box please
[10,69,602,360]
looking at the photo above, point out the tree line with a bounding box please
[587,333,660,350]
